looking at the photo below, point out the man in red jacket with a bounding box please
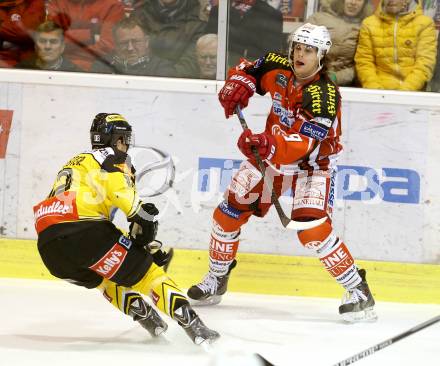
[0,0,45,67]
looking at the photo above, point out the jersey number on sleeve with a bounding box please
[49,168,73,197]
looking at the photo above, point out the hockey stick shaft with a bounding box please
[333,315,440,366]
[235,106,326,230]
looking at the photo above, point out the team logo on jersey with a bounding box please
[300,121,328,141]
[275,73,288,88]
[273,92,282,101]
[254,56,264,69]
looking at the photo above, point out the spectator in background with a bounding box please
[133,0,206,77]
[195,33,217,79]
[205,0,283,68]
[0,0,45,68]
[305,0,372,86]
[355,0,437,91]
[47,0,125,71]
[91,16,175,76]
[16,21,80,72]
[429,39,440,92]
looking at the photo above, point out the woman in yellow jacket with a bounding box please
[355,0,436,91]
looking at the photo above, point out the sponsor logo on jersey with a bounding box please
[265,52,290,67]
[319,243,354,278]
[209,237,237,261]
[300,121,328,141]
[327,173,335,217]
[326,83,337,116]
[229,74,256,92]
[218,201,242,219]
[89,243,128,279]
[305,85,323,114]
[275,73,288,88]
[33,192,79,234]
[294,175,327,210]
[272,101,295,127]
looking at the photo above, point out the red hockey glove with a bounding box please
[237,129,276,160]
[218,73,256,118]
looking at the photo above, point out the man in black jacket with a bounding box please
[91,16,176,77]
[16,20,80,72]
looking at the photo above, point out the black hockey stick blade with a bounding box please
[255,353,276,365]
[235,106,327,231]
[333,315,440,366]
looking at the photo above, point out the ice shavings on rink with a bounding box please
[0,278,439,366]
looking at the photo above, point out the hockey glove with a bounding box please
[237,129,276,161]
[144,240,174,271]
[128,202,159,246]
[218,73,256,118]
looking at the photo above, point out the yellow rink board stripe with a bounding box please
[1,238,439,304]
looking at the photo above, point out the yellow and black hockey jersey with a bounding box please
[33,147,142,236]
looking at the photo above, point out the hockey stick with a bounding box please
[333,315,440,366]
[235,106,327,230]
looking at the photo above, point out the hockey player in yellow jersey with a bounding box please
[33,113,220,345]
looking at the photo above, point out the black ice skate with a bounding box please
[128,296,168,337]
[187,259,237,305]
[339,269,378,323]
[174,303,220,345]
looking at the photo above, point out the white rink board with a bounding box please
[1,78,440,263]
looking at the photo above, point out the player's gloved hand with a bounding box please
[129,202,159,245]
[237,129,276,160]
[218,73,256,118]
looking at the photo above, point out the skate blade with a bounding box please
[195,333,221,347]
[189,295,222,307]
[341,307,378,323]
[154,325,168,336]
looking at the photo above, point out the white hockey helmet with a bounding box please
[288,23,332,66]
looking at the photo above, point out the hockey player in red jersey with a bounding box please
[34,113,219,344]
[188,23,377,322]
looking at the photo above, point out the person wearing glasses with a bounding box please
[91,16,176,77]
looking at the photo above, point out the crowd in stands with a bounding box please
[0,0,439,92]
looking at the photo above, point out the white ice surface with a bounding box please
[0,278,439,366]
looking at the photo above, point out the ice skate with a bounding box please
[339,269,378,323]
[128,297,168,337]
[187,260,237,305]
[174,304,220,345]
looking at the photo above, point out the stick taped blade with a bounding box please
[285,216,327,230]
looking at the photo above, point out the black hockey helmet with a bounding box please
[90,113,133,149]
